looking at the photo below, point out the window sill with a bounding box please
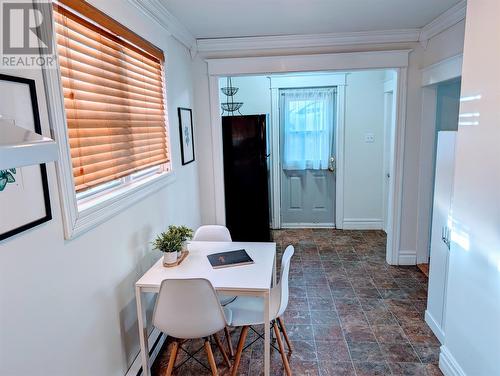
[66,170,176,239]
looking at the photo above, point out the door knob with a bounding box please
[328,156,336,172]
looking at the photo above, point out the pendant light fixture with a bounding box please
[221,77,243,115]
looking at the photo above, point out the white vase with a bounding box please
[163,252,177,265]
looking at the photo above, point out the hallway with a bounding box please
[152,229,441,376]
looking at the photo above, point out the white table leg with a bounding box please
[136,286,150,376]
[263,289,270,376]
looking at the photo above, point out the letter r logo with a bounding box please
[2,2,53,55]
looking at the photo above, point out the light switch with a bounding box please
[365,133,375,143]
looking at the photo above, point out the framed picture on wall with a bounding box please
[178,107,195,165]
[0,74,52,241]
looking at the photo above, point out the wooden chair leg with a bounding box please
[273,321,292,376]
[231,326,249,376]
[165,340,179,376]
[224,326,235,357]
[205,338,219,376]
[277,317,293,353]
[214,333,232,368]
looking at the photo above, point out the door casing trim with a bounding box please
[206,50,410,265]
[416,54,463,264]
[269,75,346,229]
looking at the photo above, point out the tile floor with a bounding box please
[152,229,441,376]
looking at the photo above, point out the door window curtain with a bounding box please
[281,88,335,170]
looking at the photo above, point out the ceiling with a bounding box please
[163,0,462,39]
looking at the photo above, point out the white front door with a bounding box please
[279,87,336,227]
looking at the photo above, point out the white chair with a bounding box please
[193,225,237,356]
[152,278,232,376]
[193,225,232,242]
[192,225,235,306]
[227,245,295,376]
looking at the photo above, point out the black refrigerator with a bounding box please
[222,115,270,242]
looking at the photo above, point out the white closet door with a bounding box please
[426,131,456,343]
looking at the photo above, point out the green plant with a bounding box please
[152,225,193,253]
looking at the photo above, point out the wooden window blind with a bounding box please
[54,1,169,192]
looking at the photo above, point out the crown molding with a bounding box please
[197,29,421,53]
[127,0,197,55]
[127,0,465,56]
[419,0,467,47]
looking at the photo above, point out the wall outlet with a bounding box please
[365,133,375,143]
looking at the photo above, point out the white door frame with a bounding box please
[416,54,463,264]
[206,50,410,265]
[267,74,347,229]
[382,78,397,234]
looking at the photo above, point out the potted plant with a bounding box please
[152,225,193,265]
[175,225,194,257]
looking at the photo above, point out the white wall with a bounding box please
[219,75,270,115]
[440,2,500,375]
[0,1,201,375]
[343,71,386,227]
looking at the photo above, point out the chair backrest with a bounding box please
[272,245,295,318]
[152,278,228,339]
[193,225,232,242]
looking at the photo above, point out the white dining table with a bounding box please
[135,241,277,376]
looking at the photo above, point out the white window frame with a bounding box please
[39,5,175,239]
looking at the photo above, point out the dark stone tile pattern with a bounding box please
[152,229,442,375]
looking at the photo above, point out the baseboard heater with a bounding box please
[125,328,167,376]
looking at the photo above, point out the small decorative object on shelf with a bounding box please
[221,77,243,115]
[152,225,193,266]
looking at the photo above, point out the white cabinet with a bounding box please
[425,131,456,344]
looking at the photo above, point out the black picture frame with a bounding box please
[178,107,195,165]
[0,73,52,241]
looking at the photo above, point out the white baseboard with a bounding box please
[425,310,445,344]
[398,249,417,265]
[342,218,383,230]
[125,328,166,376]
[440,345,467,376]
[281,222,335,229]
